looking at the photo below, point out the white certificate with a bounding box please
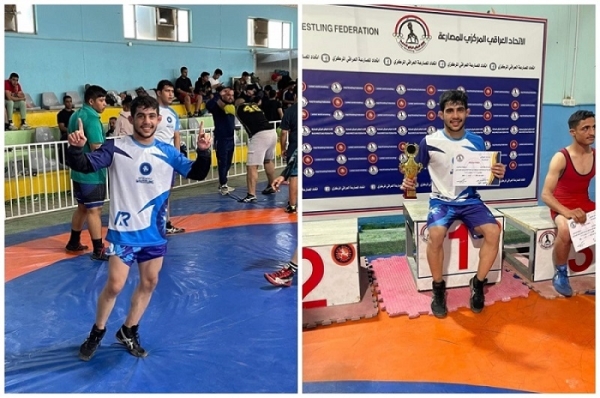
[568,210,596,252]
[452,151,500,186]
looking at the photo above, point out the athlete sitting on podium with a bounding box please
[401,90,506,318]
[541,110,595,297]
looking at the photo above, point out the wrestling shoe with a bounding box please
[469,276,488,313]
[239,194,257,203]
[116,325,148,358]
[79,324,106,361]
[552,265,573,297]
[264,267,294,287]
[261,186,276,195]
[166,221,185,234]
[285,204,297,213]
[91,247,109,261]
[219,184,235,195]
[431,280,447,318]
[66,242,89,253]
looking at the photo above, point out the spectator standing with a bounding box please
[155,79,185,234]
[206,87,237,195]
[65,85,109,261]
[114,95,134,136]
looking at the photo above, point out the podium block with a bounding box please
[404,201,504,291]
[500,206,595,281]
[302,218,360,308]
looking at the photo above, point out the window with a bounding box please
[5,4,36,34]
[123,5,189,42]
[248,18,291,49]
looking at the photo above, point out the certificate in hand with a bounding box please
[568,210,596,252]
[452,151,500,187]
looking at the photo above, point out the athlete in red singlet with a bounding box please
[541,110,595,297]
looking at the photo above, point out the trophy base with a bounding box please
[403,191,418,200]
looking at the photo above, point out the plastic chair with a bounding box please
[41,92,64,110]
[25,93,41,110]
[65,91,83,107]
[34,126,56,143]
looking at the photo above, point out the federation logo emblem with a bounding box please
[511,101,520,110]
[364,83,375,94]
[303,167,314,177]
[510,140,518,149]
[331,244,356,266]
[337,166,348,176]
[538,230,556,249]
[426,99,436,109]
[509,151,518,160]
[457,86,466,92]
[399,153,408,163]
[393,15,432,53]
[456,154,464,162]
[367,142,378,152]
[427,126,436,134]
[398,126,408,136]
[336,154,347,164]
[509,161,518,170]
[426,85,436,95]
[365,98,376,108]
[302,126,311,136]
[483,111,492,121]
[139,162,152,176]
[333,110,345,120]
[397,111,408,120]
[336,143,347,153]
[365,110,376,120]
[302,143,313,153]
[512,87,520,97]
[485,141,492,150]
[483,100,493,110]
[396,84,407,95]
[303,155,313,165]
[510,112,519,121]
[366,126,377,136]
[510,126,519,135]
[368,165,379,175]
[368,154,378,164]
[331,82,343,93]
[483,126,492,135]
[484,87,493,97]
[334,126,346,136]
[397,98,407,109]
[302,97,308,107]
[302,109,309,120]
[426,111,436,121]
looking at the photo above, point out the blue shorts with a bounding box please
[427,202,498,239]
[72,181,106,209]
[106,243,168,267]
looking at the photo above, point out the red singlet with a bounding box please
[550,147,595,219]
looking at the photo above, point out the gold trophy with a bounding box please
[399,143,423,199]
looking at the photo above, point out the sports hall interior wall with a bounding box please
[4,4,298,100]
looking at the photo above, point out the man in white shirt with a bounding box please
[154,79,185,234]
[209,68,223,94]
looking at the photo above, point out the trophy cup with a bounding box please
[399,143,423,199]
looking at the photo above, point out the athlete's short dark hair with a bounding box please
[130,96,159,117]
[439,90,469,111]
[568,110,595,129]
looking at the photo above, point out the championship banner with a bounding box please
[302,5,547,214]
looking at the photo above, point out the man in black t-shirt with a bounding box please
[234,98,278,203]
[262,89,283,122]
[57,95,75,165]
[175,66,201,117]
